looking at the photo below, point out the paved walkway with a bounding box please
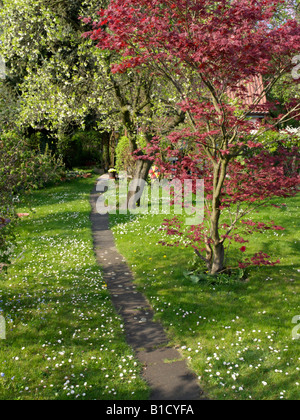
[90,177,205,400]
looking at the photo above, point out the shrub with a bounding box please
[115,134,147,176]
[261,127,300,153]
[115,136,136,176]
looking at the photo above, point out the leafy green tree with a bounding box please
[0,0,109,135]
[0,80,20,130]
[1,0,184,178]
[268,0,300,126]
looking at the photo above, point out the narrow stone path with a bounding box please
[90,177,205,400]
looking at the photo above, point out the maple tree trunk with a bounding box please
[211,242,225,275]
[209,160,228,274]
[210,203,225,274]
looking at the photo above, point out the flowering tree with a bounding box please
[1,0,185,174]
[86,0,300,274]
[0,0,111,134]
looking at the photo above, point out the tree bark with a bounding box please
[102,133,110,171]
[109,131,116,168]
[209,159,228,274]
[211,242,225,275]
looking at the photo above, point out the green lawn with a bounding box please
[0,177,149,400]
[110,194,300,400]
[1,177,298,400]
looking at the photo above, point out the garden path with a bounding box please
[90,175,205,400]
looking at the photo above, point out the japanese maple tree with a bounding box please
[84,0,300,274]
[148,141,299,273]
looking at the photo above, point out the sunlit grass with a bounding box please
[0,177,149,400]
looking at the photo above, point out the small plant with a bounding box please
[183,257,246,286]
[108,168,117,179]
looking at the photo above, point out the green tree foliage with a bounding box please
[273,0,300,22]
[0,0,110,134]
[0,80,19,130]
[268,0,300,126]
[57,130,105,168]
[115,134,147,175]
[0,0,183,177]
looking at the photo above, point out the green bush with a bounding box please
[115,136,136,176]
[115,134,147,175]
[261,127,300,152]
[0,131,64,196]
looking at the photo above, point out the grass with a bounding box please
[110,194,300,400]
[0,177,150,400]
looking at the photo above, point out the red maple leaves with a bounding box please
[82,0,300,272]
